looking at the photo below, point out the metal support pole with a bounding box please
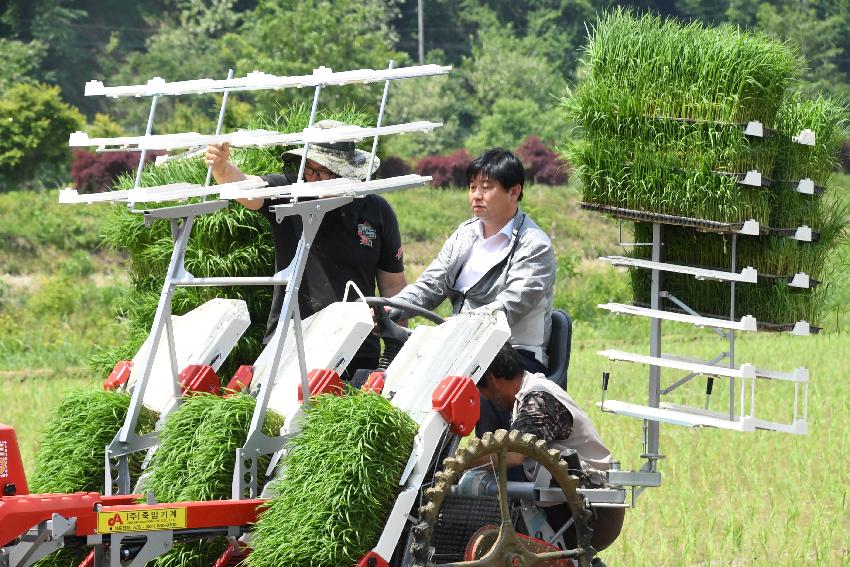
[418,0,425,64]
[130,94,160,209]
[646,223,662,469]
[729,233,737,420]
[204,68,235,191]
[366,60,397,182]
[296,84,324,186]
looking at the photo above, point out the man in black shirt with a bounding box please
[204,121,407,373]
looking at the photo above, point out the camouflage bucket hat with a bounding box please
[283,119,380,181]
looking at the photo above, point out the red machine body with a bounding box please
[432,375,480,436]
[0,424,28,498]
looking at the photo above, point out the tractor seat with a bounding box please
[544,309,573,390]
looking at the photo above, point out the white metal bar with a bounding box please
[598,302,757,331]
[59,188,130,204]
[217,177,348,201]
[598,349,757,379]
[69,121,443,152]
[598,399,755,431]
[84,64,452,98]
[662,353,807,383]
[660,402,807,435]
[367,60,396,181]
[204,68,235,189]
[600,256,758,283]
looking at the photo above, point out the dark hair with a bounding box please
[466,148,525,201]
[478,343,524,388]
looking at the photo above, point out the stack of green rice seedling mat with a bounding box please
[565,9,849,331]
[247,392,417,567]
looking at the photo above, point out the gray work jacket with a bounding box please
[394,210,555,361]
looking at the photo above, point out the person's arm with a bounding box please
[471,391,574,468]
[204,142,265,210]
[377,270,407,297]
[392,230,459,310]
[481,235,555,327]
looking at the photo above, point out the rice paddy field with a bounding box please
[2,178,849,564]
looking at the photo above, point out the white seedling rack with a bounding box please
[594,216,812,502]
[60,61,451,497]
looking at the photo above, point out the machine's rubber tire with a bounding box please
[409,429,595,567]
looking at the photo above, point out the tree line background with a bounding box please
[1,0,849,190]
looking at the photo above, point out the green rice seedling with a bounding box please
[140,393,283,502]
[247,393,418,567]
[576,9,802,125]
[29,389,158,494]
[772,95,849,186]
[135,393,283,567]
[569,137,772,224]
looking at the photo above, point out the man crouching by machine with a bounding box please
[476,343,625,553]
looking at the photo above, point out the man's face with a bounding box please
[303,159,338,182]
[478,376,516,412]
[467,174,520,225]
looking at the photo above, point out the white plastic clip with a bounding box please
[740,170,762,187]
[793,226,813,242]
[791,321,811,336]
[788,273,811,289]
[792,129,816,146]
[744,121,764,137]
[796,178,815,195]
[738,220,760,235]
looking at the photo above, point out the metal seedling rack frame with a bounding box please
[595,217,811,503]
[61,62,451,496]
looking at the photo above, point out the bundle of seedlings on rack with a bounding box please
[569,135,773,224]
[247,392,417,567]
[772,95,849,186]
[135,393,284,567]
[574,9,801,125]
[92,104,373,379]
[564,9,801,225]
[29,390,158,567]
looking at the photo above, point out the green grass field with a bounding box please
[1,180,849,564]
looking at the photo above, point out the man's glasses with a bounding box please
[304,164,336,181]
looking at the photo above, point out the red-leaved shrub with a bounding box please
[416,149,471,188]
[515,136,570,186]
[70,150,159,194]
[377,155,413,178]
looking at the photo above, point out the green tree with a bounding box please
[0,83,84,189]
[227,0,406,112]
[754,0,849,98]
[0,39,47,93]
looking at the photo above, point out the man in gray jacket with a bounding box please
[392,148,556,429]
[394,148,555,370]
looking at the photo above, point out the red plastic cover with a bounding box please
[297,369,344,402]
[432,375,480,436]
[179,364,221,396]
[361,371,386,394]
[225,365,254,394]
[356,551,390,567]
[103,360,132,391]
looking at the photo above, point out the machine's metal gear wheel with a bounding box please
[410,429,595,567]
